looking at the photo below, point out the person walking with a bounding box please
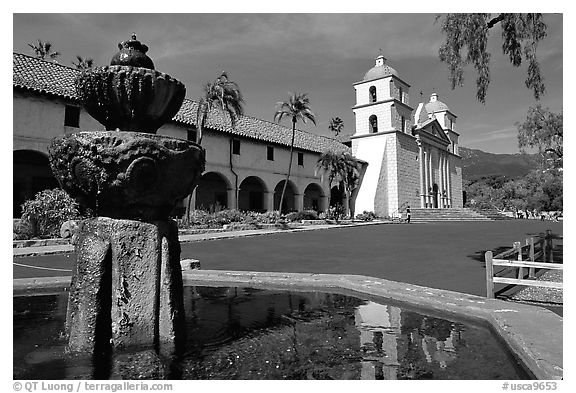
[406,205,411,223]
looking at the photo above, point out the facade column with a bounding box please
[423,148,429,208]
[437,154,441,208]
[417,140,425,208]
[295,193,304,212]
[342,194,350,217]
[319,195,329,212]
[444,155,449,208]
[227,188,237,210]
[264,191,274,212]
[446,156,452,208]
[440,153,448,209]
[428,148,434,207]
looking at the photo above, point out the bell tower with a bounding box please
[351,55,417,217]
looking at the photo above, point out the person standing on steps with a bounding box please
[406,205,411,223]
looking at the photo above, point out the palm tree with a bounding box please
[28,40,60,61]
[274,93,316,214]
[341,152,361,218]
[72,55,94,70]
[316,150,346,196]
[328,117,344,137]
[316,151,361,218]
[196,71,245,145]
[186,71,244,221]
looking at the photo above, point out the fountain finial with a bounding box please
[111,33,154,69]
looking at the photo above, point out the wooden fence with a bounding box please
[485,229,562,298]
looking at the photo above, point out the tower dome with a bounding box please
[362,55,398,81]
[424,92,450,114]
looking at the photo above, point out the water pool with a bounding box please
[14,286,530,380]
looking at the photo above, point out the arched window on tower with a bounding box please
[369,115,378,133]
[369,86,377,103]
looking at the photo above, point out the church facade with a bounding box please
[351,55,463,218]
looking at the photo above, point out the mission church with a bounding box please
[13,52,462,218]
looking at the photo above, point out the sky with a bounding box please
[12,12,563,154]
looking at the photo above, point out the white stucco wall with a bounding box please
[354,76,392,106]
[449,155,463,208]
[353,104,394,136]
[352,133,389,215]
[13,91,104,152]
[395,133,420,210]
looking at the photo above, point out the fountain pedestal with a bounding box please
[66,218,185,355]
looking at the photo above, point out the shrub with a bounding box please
[285,210,319,222]
[252,211,281,224]
[13,219,33,240]
[213,209,244,225]
[21,188,80,238]
[356,211,377,221]
[324,205,346,221]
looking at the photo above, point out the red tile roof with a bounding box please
[13,52,349,155]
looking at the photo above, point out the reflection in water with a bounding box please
[13,287,528,380]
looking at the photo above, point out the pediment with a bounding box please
[414,118,451,144]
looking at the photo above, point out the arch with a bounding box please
[369,86,377,103]
[274,180,298,213]
[238,176,267,212]
[369,115,378,133]
[195,171,232,212]
[303,182,325,212]
[13,149,59,218]
[330,185,345,207]
[432,183,439,208]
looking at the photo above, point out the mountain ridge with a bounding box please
[459,146,539,181]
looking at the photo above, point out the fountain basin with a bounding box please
[75,66,186,133]
[13,271,562,379]
[48,131,205,220]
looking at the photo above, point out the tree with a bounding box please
[196,71,245,145]
[187,71,245,221]
[28,39,60,61]
[72,55,94,70]
[328,117,344,137]
[274,93,316,214]
[437,13,547,103]
[316,150,361,217]
[341,152,361,218]
[316,150,346,199]
[516,104,563,168]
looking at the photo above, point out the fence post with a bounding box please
[546,229,554,263]
[514,241,524,279]
[485,251,494,298]
[528,237,536,278]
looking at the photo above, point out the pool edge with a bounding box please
[13,270,563,380]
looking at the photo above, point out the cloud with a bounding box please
[148,14,444,63]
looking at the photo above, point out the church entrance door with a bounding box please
[432,183,439,208]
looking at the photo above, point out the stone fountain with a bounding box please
[48,34,205,358]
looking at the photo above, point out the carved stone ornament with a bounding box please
[75,66,186,134]
[49,131,205,220]
[111,33,155,69]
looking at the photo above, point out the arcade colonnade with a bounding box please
[417,141,452,209]
[187,169,331,214]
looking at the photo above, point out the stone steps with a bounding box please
[409,208,500,222]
